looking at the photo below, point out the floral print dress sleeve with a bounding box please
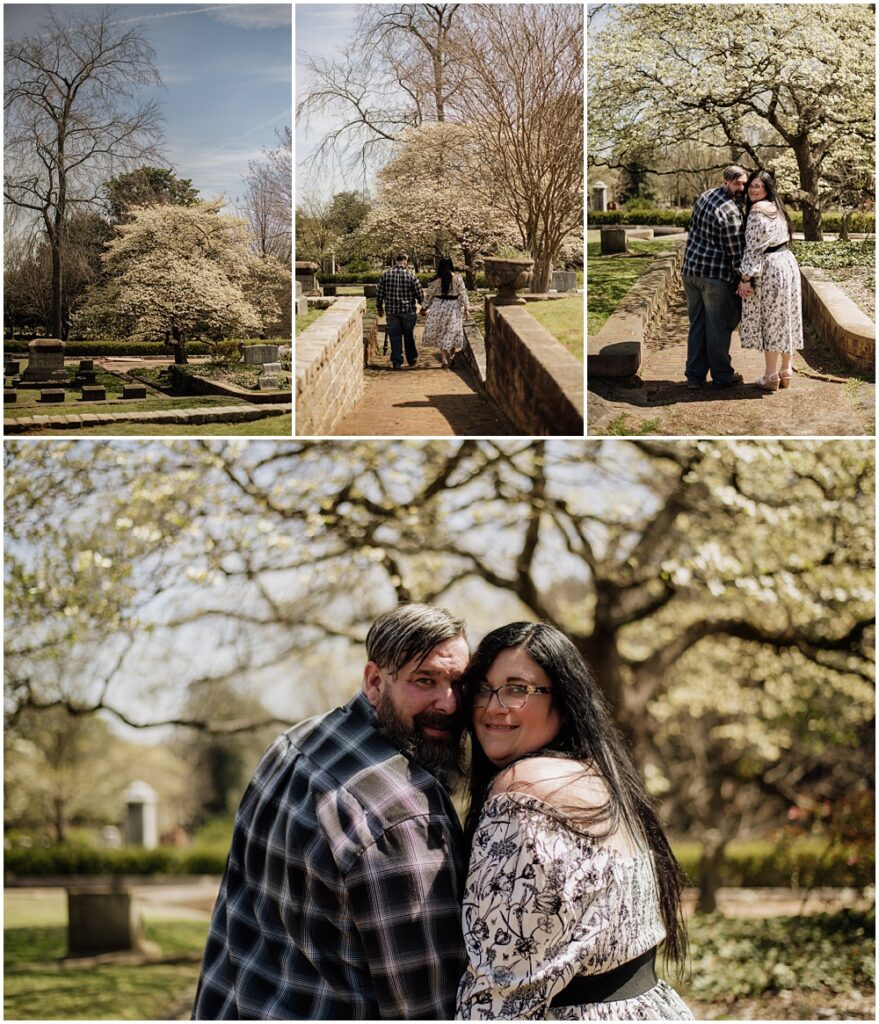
[422,278,439,311]
[739,203,787,280]
[455,793,692,1021]
[456,273,471,318]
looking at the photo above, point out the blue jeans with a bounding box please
[385,312,418,366]
[682,276,741,385]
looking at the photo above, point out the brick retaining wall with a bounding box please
[484,300,583,435]
[296,297,366,434]
[800,267,875,373]
[587,242,684,377]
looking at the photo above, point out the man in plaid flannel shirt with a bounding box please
[681,165,748,389]
[376,252,424,369]
[193,604,469,1020]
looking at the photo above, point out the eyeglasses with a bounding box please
[472,683,553,710]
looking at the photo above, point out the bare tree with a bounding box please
[297,4,461,183]
[242,127,292,265]
[4,6,163,338]
[452,5,584,292]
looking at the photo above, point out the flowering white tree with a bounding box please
[361,122,520,283]
[589,3,875,239]
[77,201,288,362]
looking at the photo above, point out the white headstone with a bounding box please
[123,780,158,849]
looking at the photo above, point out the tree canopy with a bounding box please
[75,201,289,361]
[588,3,875,239]
[5,440,872,905]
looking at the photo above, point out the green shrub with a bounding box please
[673,838,874,889]
[588,209,692,227]
[791,239,876,269]
[61,341,213,356]
[588,208,876,233]
[322,271,435,286]
[683,909,875,1001]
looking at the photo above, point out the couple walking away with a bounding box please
[376,252,471,370]
[192,604,693,1020]
[683,164,803,391]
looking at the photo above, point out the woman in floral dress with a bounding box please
[421,257,471,367]
[736,169,804,390]
[456,623,692,1021]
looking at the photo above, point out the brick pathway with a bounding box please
[331,324,517,437]
[589,288,874,436]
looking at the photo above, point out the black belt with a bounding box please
[763,242,789,253]
[550,947,658,1007]
[433,294,460,300]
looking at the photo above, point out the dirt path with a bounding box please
[331,322,517,437]
[589,288,875,436]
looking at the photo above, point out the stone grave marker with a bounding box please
[67,885,148,957]
[600,227,629,255]
[243,344,280,365]
[124,780,158,848]
[21,338,68,387]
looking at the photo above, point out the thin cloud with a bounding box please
[114,5,291,30]
[209,6,292,30]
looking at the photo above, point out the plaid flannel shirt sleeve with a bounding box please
[376,272,386,312]
[413,275,424,305]
[346,815,466,1019]
[718,205,745,277]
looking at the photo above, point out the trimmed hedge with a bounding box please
[4,836,872,884]
[57,341,213,357]
[588,208,876,233]
[3,841,229,877]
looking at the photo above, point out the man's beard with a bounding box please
[376,691,465,788]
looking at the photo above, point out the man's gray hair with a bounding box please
[723,165,747,182]
[366,603,466,675]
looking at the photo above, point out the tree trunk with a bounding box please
[51,230,64,340]
[792,138,823,241]
[696,829,728,913]
[53,796,67,844]
[531,255,553,295]
[171,323,188,365]
[461,243,475,291]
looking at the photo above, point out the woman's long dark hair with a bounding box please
[744,169,794,239]
[462,622,689,972]
[434,256,454,296]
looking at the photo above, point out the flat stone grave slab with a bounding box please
[40,389,66,403]
[5,360,21,375]
[81,385,107,401]
[5,389,17,403]
[122,384,147,399]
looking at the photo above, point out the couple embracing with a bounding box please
[193,604,693,1020]
[683,164,804,392]
[376,253,471,370]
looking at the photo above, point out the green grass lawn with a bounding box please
[5,394,245,419]
[527,295,584,361]
[587,239,678,335]
[295,306,327,334]
[31,413,292,436]
[5,890,209,1021]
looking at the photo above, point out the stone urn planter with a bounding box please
[484,256,534,305]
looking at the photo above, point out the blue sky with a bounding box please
[295,3,365,200]
[4,3,292,204]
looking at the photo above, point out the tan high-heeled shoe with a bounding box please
[779,367,794,389]
[756,373,780,391]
